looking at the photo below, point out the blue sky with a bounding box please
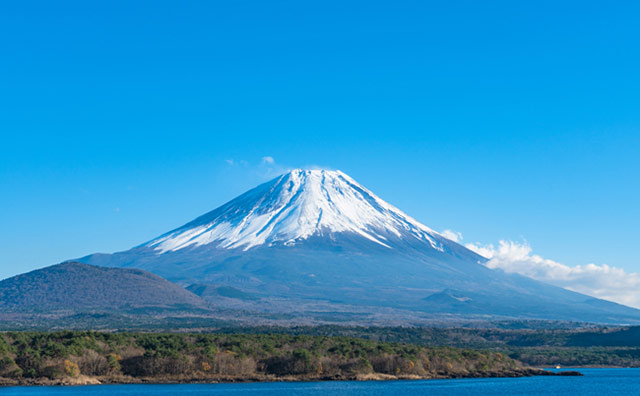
[1,1,639,298]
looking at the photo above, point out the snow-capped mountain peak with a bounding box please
[145,169,443,252]
[79,169,640,324]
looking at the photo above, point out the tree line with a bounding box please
[0,331,525,383]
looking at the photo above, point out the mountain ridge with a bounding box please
[0,261,208,312]
[77,169,640,325]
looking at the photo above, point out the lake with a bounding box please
[3,369,639,395]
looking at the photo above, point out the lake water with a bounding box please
[3,369,639,395]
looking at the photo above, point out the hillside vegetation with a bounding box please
[0,331,552,385]
[0,262,207,311]
[228,325,640,367]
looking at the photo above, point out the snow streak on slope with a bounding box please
[146,169,444,253]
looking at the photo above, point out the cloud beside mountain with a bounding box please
[440,231,640,309]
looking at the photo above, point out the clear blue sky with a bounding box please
[1,1,639,280]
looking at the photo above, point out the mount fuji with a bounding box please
[79,169,640,324]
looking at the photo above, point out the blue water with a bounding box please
[3,369,639,395]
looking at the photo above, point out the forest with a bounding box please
[0,331,553,385]
[225,325,640,367]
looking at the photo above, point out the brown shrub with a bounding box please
[64,360,80,377]
[76,350,109,376]
[210,352,256,376]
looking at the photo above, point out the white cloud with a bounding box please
[443,230,640,309]
[224,156,293,181]
[440,229,463,243]
[464,241,496,260]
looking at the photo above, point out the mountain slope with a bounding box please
[0,262,207,312]
[145,169,445,252]
[79,169,640,324]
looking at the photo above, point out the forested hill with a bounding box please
[0,332,569,386]
[0,262,207,311]
[224,325,640,368]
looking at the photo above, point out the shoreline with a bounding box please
[0,368,582,387]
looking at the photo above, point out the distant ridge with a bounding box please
[0,262,207,312]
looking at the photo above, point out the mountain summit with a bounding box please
[80,169,640,325]
[146,169,443,252]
